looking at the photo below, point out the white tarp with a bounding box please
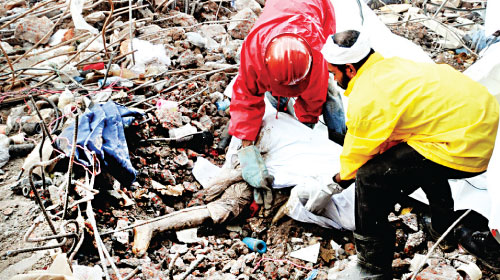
[331,0,433,63]
[485,0,500,37]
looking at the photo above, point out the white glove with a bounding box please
[304,182,343,214]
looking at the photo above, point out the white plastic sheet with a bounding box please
[68,0,98,34]
[463,42,500,103]
[330,0,433,63]
[128,38,171,74]
[485,0,500,37]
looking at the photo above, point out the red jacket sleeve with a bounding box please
[228,43,266,141]
[293,50,329,124]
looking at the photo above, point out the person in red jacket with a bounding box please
[229,0,346,210]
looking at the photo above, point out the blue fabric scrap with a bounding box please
[56,101,142,187]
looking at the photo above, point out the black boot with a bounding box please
[329,233,393,280]
[420,214,457,252]
[455,226,500,272]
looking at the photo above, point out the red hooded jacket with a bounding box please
[228,0,336,141]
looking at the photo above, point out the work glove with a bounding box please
[304,182,343,215]
[237,145,274,209]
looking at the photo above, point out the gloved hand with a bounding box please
[304,182,343,214]
[237,145,274,209]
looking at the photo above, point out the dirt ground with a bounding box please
[0,157,54,278]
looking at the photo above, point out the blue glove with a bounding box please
[238,145,274,209]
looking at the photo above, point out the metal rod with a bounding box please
[128,66,237,108]
[432,0,449,19]
[128,0,136,65]
[167,252,181,280]
[28,155,66,237]
[63,115,79,219]
[103,0,115,59]
[30,94,54,144]
[179,255,205,280]
[100,206,208,236]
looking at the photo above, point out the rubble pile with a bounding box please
[0,0,498,279]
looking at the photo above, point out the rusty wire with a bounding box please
[28,154,66,236]
[63,115,79,220]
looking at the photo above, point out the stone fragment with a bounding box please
[0,42,14,54]
[277,266,290,278]
[172,12,197,27]
[223,39,243,61]
[200,24,227,42]
[186,32,206,48]
[263,262,277,277]
[392,258,411,274]
[174,151,189,166]
[5,0,25,10]
[178,49,204,67]
[85,11,106,23]
[199,115,214,131]
[230,257,245,275]
[233,0,262,15]
[344,242,356,256]
[15,16,54,44]
[405,231,425,254]
[171,244,189,254]
[415,262,461,280]
[165,27,186,42]
[400,213,419,232]
[228,8,257,39]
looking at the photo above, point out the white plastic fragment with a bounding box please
[129,38,171,74]
[48,29,68,46]
[68,0,98,34]
[176,228,202,244]
[456,261,482,280]
[289,242,320,263]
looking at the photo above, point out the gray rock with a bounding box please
[222,39,243,61]
[230,257,245,275]
[200,24,227,42]
[233,0,262,15]
[171,244,189,254]
[277,267,290,278]
[186,32,206,48]
[228,8,257,39]
[179,49,204,67]
[172,12,197,27]
[15,16,54,44]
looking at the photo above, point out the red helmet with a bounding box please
[265,34,313,86]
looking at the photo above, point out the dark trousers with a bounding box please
[355,143,482,238]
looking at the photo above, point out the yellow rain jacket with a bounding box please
[340,52,499,180]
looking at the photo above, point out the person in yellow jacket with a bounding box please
[320,30,499,279]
